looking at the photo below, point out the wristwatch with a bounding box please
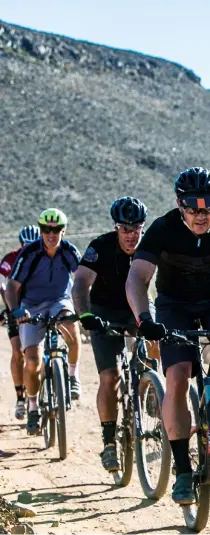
[139,312,152,322]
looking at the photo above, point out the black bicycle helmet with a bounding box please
[110,196,147,224]
[175,167,210,197]
[19,225,40,245]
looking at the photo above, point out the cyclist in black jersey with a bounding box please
[126,166,210,505]
[72,197,151,472]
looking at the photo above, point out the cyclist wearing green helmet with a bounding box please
[38,208,68,227]
[6,208,82,435]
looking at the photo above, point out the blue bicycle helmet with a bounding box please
[110,197,147,224]
[19,225,40,245]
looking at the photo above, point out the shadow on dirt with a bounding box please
[126,526,190,534]
[3,482,112,499]
[0,423,26,430]
[0,450,16,458]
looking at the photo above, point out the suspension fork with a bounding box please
[43,354,54,413]
[130,357,144,439]
[62,351,71,409]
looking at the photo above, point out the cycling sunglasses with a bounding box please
[115,223,143,233]
[180,196,210,214]
[181,205,210,216]
[39,224,65,234]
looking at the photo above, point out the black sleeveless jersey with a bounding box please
[134,209,210,302]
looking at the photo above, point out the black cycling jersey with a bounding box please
[80,231,133,310]
[134,208,210,302]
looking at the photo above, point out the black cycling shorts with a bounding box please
[90,299,155,373]
[156,294,210,377]
[7,313,19,339]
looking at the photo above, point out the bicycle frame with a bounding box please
[109,325,159,443]
[43,318,71,412]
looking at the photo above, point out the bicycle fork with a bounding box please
[130,358,144,441]
[44,352,71,412]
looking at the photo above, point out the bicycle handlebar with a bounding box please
[163,329,210,347]
[92,322,210,347]
[21,313,79,326]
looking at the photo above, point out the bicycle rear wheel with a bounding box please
[135,369,171,499]
[39,376,56,448]
[183,384,210,532]
[52,358,67,460]
[113,377,134,487]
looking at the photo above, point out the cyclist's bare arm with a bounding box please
[5,279,22,311]
[0,274,7,304]
[126,259,156,321]
[72,265,97,315]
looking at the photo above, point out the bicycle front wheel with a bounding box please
[39,376,56,448]
[113,377,134,487]
[135,369,171,499]
[183,384,210,533]
[52,358,67,460]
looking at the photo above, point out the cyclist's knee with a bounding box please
[166,362,191,398]
[99,368,120,390]
[61,321,81,348]
[25,346,41,373]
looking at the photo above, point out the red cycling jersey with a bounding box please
[0,248,22,278]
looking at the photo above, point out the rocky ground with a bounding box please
[0,328,210,534]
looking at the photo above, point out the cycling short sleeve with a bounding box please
[80,239,101,274]
[134,218,166,265]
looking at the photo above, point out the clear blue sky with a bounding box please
[1,0,210,88]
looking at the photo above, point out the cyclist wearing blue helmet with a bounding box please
[72,196,153,472]
[0,225,40,420]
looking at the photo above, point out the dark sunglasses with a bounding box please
[40,225,65,234]
[182,206,210,216]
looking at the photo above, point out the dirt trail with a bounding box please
[0,329,210,535]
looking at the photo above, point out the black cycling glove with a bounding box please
[138,315,166,341]
[80,313,106,332]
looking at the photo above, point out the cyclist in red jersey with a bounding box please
[0,225,40,420]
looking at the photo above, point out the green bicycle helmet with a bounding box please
[38,208,67,226]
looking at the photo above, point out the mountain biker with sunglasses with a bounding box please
[0,225,40,420]
[72,197,156,472]
[126,167,210,505]
[5,208,82,435]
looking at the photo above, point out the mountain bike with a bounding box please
[103,323,171,496]
[164,327,210,532]
[27,313,76,460]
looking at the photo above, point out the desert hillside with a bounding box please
[1,19,210,253]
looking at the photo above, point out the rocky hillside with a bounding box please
[1,19,210,254]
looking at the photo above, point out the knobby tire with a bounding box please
[52,358,67,460]
[183,384,210,532]
[113,376,134,487]
[39,376,56,448]
[135,369,171,499]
